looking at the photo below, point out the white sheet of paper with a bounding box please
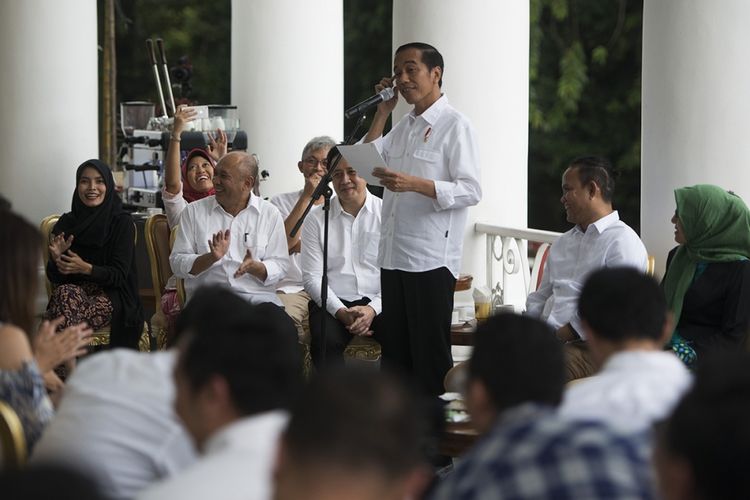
[336,143,388,185]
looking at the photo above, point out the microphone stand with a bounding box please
[290,112,368,365]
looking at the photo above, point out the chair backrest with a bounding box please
[647,255,656,277]
[144,214,171,311]
[529,242,551,294]
[39,215,61,299]
[170,226,186,306]
[0,400,27,468]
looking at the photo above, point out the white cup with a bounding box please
[147,207,163,217]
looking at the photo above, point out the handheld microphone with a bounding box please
[344,87,395,119]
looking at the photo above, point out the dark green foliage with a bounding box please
[112,0,231,109]
[343,0,393,139]
[529,0,642,232]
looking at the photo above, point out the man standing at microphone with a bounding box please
[364,42,481,396]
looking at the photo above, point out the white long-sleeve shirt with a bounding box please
[372,94,481,277]
[560,350,692,433]
[301,192,382,316]
[525,211,647,337]
[169,194,289,305]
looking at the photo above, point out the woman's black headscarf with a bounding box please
[54,159,124,246]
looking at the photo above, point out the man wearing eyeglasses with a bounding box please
[270,136,337,344]
[300,158,382,367]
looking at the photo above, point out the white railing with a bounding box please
[474,222,561,310]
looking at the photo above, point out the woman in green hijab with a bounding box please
[662,184,750,366]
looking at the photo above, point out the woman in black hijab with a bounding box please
[46,160,144,348]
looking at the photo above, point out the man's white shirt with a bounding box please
[137,411,288,500]
[560,350,692,433]
[371,95,481,277]
[301,191,382,316]
[31,351,196,500]
[525,211,647,336]
[170,193,289,305]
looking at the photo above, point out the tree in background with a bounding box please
[343,0,393,139]
[529,0,642,232]
[113,0,231,109]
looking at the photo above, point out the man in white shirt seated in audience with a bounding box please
[138,286,302,500]
[270,136,337,342]
[31,336,196,500]
[560,267,692,433]
[525,156,647,379]
[301,157,382,368]
[170,151,289,305]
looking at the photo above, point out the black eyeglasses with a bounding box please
[302,157,329,168]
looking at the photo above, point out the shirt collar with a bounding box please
[211,192,260,215]
[408,93,448,126]
[575,210,620,234]
[332,190,373,219]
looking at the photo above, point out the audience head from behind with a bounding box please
[273,368,432,500]
[0,464,106,500]
[578,266,671,367]
[655,351,750,500]
[173,285,302,451]
[466,313,564,434]
[0,210,42,335]
[561,155,617,228]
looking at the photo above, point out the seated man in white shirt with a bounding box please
[560,267,692,433]
[170,151,289,306]
[138,286,302,500]
[525,156,647,380]
[301,157,382,368]
[31,346,196,500]
[270,136,337,342]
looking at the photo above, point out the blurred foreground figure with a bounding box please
[654,352,750,500]
[138,286,302,500]
[273,368,432,500]
[431,314,656,500]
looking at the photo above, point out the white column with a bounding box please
[642,0,750,277]
[392,0,530,303]
[231,0,343,198]
[0,0,98,224]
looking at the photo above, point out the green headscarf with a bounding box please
[663,184,750,331]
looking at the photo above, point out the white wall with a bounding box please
[231,0,343,198]
[392,0,530,302]
[642,0,750,277]
[0,0,99,224]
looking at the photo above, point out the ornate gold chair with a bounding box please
[0,400,26,468]
[40,215,151,351]
[144,214,172,349]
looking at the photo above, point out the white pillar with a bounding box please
[642,0,750,277]
[392,0,530,302]
[0,0,98,224]
[231,0,343,198]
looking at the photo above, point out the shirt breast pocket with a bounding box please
[412,148,440,176]
[245,233,268,261]
[361,231,380,263]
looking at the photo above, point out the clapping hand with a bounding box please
[33,317,94,373]
[234,249,265,279]
[49,232,73,262]
[207,128,228,162]
[208,229,231,261]
[57,250,92,275]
